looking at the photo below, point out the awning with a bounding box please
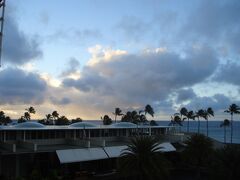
[56,148,108,164]
[56,143,176,164]
[157,142,176,152]
[104,145,128,158]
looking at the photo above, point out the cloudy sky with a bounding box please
[0,0,240,120]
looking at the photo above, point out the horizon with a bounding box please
[0,0,240,121]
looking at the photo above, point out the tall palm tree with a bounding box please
[186,110,194,133]
[113,107,123,123]
[101,115,112,125]
[118,136,169,180]
[0,111,5,125]
[26,106,36,114]
[144,104,154,117]
[196,109,204,134]
[24,106,36,121]
[220,119,230,143]
[24,112,31,121]
[52,111,59,125]
[169,113,185,133]
[205,107,214,137]
[224,104,240,143]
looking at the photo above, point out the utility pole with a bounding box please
[0,0,6,67]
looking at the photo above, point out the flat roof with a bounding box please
[0,122,172,130]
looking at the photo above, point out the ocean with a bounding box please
[158,120,240,144]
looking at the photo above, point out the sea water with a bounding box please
[157,120,240,144]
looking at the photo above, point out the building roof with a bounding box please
[110,122,137,128]
[69,122,98,128]
[13,122,45,129]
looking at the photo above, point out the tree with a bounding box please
[113,107,123,123]
[52,111,59,125]
[0,111,5,125]
[71,117,82,124]
[24,112,31,121]
[144,104,154,117]
[0,111,11,125]
[118,136,170,180]
[24,106,36,121]
[224,104,240,143]
[220,119,230,143]
[169,113,185,132]
[27,106,36,114]
[186,110,195,133]
[183,134,214,179]
[55,116,69,125]
[204,107,214,137]
[102,115,112,125]
[209,145,240,180]
[121,111,133,123]
[196,109,205,134]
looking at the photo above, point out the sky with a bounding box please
[0,0,240,120]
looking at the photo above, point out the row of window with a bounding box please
[0,128,166,141]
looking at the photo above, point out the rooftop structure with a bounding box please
[0,121,186,178]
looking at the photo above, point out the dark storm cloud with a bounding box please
[3,13,42,65]
[214,61,240,86]
[176,88,196,103]
[0,68,47,104]
[63,46,218,104]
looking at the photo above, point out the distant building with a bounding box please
[0,121,184,178]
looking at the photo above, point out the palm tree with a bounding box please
[196,109,204,134]
[52,111,59,125]
[144,104,154,117]
[121,111,133,122]
[24,112,31,121]
[101,115,112,125]
[205,107,214,137]
[220,119,230,143]
[24,106,36,121]
[224,104,240,143]
[0,111,5,125]
[183,134,214,179]
[186,110,194,133]
[113,107,123,123]
[118,136,170,180]
[169,113,185,133]
[26,106,36,114]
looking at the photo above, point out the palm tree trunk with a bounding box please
[231,114,233,144]
[206,119,208,137]
[224,126,226,143]
[198,117,200,134]
[115,115,117,123]
[187,118,189,133]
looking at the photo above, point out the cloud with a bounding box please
[213,61,240,86]
[63,46,218,106]
[116,16,150,42]
[184,93,235,113]
[60,57,80,77]
[3,11,43,65]
[176,88,197,103]
[181,0,240,54]
[47,28,102,45]
[0,68,47,105]
[49,96,71,105]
